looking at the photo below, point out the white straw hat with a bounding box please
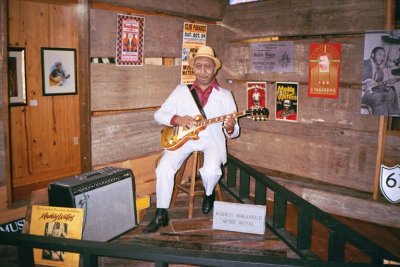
[189,46,222,70]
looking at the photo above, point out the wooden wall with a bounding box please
[90,0,399,196]
[1,0,399,223]
[89,1,227,166]
[217,0,400,193]
[7,0,81,200]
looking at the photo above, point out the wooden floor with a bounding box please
[95,194,300,267]
[1,186,400,266]
[0,190,299,267]
[94,193,400,266]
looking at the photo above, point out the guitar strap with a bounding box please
[190,86,207,119]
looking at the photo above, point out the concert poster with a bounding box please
[116,14,145,66]
[247,82,266,110]
[275,82,298,122]
[308,43,341,98]
[29,205,84,267]
[361,31,400,116]
[181,22,207,84]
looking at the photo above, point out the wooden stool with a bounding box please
[171,151,223,218]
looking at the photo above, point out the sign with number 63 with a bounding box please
[380,165,400,204]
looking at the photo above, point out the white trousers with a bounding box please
[155,136,223,209]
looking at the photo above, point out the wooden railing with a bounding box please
[0,231,396,267]
[0,153,399,266]
[221,154,399,265]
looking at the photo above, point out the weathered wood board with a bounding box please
[91,64,180,111]
[91,110,163,166]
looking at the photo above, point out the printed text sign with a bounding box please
[212,201,266,235]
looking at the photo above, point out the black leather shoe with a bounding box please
[142,208,169,233]
[202,192,215,214]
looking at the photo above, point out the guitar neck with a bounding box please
[197,110,247,127]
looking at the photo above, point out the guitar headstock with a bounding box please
[245,108,269,121]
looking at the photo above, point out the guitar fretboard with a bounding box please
[196,110,247,127]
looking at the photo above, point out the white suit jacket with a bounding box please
[154,84,240,164]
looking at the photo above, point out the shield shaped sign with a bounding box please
[380,165,400,204]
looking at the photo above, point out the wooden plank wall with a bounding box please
[89,2,226,166]
[8,0,81,200]
[3,0,398,204]
[90,0,399,197]
[89,1,228,195]
[90,9,180,166]
[217,0,400,193]
[1,0,397,224]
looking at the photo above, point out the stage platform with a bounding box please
[1,184,399,266]
[100,192,299,266]
[0,189,299,267]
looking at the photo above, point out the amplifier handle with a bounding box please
[86,170,102,178]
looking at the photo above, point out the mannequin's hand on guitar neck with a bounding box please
[223,115,235,133]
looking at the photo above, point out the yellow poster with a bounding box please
[29,205,84,267]
[181,22,207,84]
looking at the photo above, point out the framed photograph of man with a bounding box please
[8,47,27,106]
[41,48,77,96]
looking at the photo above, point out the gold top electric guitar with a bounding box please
[160,108,269,151]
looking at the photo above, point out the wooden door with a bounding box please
[8,0,81,201]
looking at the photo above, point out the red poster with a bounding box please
[247,82,266,110]
[308,43,341,98]
[276,82,298,122]
[116,14,145,66]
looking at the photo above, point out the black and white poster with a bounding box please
[361,31,400,116]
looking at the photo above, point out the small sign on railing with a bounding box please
[380,164,400,203]
[212,201,266,235]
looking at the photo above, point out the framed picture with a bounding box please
[8,47,27,106]
[41,47,77,96]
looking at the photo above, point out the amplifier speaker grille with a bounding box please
[48,167,137,241]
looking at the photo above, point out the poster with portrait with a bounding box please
[29,205,84,267]
[247,82,266,110]
[116,14,145,66]
[181,22,207,84]
[250,41,293,72]
[275,82,298,122]
[308,43,341,98]
[361,31,400,116]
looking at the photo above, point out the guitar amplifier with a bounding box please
[48,167,137,242]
